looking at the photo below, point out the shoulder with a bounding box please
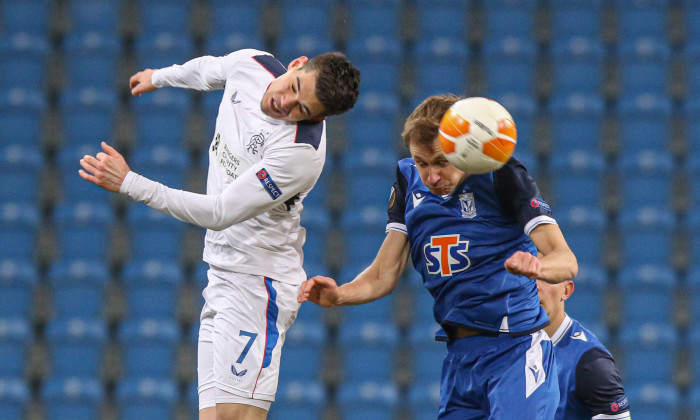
[221,49,285,77]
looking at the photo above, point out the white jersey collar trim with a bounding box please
[551,314,573,347]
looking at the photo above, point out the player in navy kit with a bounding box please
[537,279,631,419]
[298,94,578,419]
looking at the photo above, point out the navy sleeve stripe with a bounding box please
[295,121,324,150]
[252,55,286,78]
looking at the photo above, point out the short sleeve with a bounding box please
[575,347,631,417]
[386,164,408,234]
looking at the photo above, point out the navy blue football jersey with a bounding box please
[551,315,630,419]
[387,157,554,338]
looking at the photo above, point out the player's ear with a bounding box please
[288,56,308,70]
[562,280,575,301]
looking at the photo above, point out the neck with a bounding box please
[544,310,566,338]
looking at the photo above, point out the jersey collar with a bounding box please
[550,314,573,347]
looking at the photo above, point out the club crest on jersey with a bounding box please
[257,168,282,200]
[424,234,471,276]
[247,130,269,155]
[459,192,476,218]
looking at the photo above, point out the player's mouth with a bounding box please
[271,98,286,116]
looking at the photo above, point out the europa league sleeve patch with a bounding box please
[388,186,396,210]
[257,168,282,200]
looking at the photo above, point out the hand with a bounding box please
[129,68,157,96]
[505,251,543,280]
[297,275,341,307]
[79,142,131,193]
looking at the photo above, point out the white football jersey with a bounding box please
[121,49,326,285]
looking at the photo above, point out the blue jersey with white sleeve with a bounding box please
[552,315,631,420]
[387,157,554,339]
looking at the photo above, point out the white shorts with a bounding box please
[197,266,300,411]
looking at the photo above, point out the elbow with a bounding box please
[567,253,579,279]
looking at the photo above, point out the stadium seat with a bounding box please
[0,88,46,147]
[0,145,44,204]
[299,206,330,267]
[1,0,50,35]
[627,382,679,420]
[549,37,606,95]
[482,36,538,97]
[67,0,122,34]
[130,145,190,189]
[547,92,605,154]
[204,32,265,58]
[126,203,187,261]
[279,320,327,382]
[48,259,109,319]
[0,378,29,420]
[340,205,392,265]
[412,37,470,99]
[687,324,700,383]
[409,322,446,382]
[62,31,121,89]
[618,149,673,209]
[338,321,399,382]
[56,143,112,202]
[0,202,39,262]
[0,318,32,378]
[118,318,179,379]
[59,87,119,148]
[482,0,537,40]
[565,263,607,325]
[136,0,191,36]
[555,206,607,266]
[348,0,402,39]
[41,377,104,420]
[616,93,672,152]
[122,259,184,320]
[684,41,700,97]
[549,149,606,208]
[618,206,675,266]
[613,0,669,42]
[409,281,436,324]
[46,318,107,378]
[268,380,326,420]
[549,0,604,39]
[53,201,114,261]
[684,97,700,152]
[408,380,441,420]
[491,93,538,154]
[337,380,399,420]
[684,0,700,41]
[414,0,470,40]
[686,265,700,323]
[208,1,262,38]
[278,0,333,40]
[344,91,401,150]
[275,35,334,66]
[116,377,177,420]
[0,32,50,89]
[134,31,195,70]
[616,37,671,95]
[338,265,396,322]
[0,260,37,321]
[131,89,192,147]
[619,264,676,324]
[618,322,678,384]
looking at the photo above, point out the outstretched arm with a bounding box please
[130,69,158,97]
[298,230,410,307]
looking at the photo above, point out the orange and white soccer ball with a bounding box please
[438,97,517,174]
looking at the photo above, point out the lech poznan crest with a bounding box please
[459,192,476,219]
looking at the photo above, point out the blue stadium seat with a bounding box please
[547,92,605,154]
[684,41,700,97]
[0,261,36,321]
[409,322,446,382]
[0,145,44,204]
[555,206,606,266]
[550,37,605,95]
[491,93,538,154]
[116,377,177,420]
[53,201,114,261]
[59,87,119,148]
[549,0,604,39]
[482,36,538,97]
[616,93,672,152]
[119,318,179,379]
[0,32,50,89]
[0,202,39,261]
[348,0,401,39]
[338,321,399,382]
[617,37,671,95]
[345,91,400,149]
[414,0,470,40]
[279,0,333,39]
[613,0,669,42]
[0,88,46,147]
[208,1,262,38]
[56,143,111,201]
[193,261,209,309]
[134,32,195,70]
[340,205,391,265]
[204,33,265,58]
[122,259,184,320]
[549,149,606,208]
[408,380,441,420]
[483,0,537,40]
[347,43,402,95]
[409,282,436,324]
[268,380,326,420]
[131,89,192,147]
[42,377,104,420]
[46,318,107,378]
[618,206,675,266]
[338,266,396,322]
[627,383,679,420]
[337,381,399,420]
[684,98,700,152]
[0,378,29,420]
[136,0,191,36]
[63,31,121,89]
[0,318,31,378]
[565,263,607,325]
[125,204,187,261]
[299,206,329,268]
[1,0,50,35]
[684,0,700,41]
[275,35,334,66]
[130,145,190,189]
[619,264,676,324]
[413,37,469,99]
[618,322,678,384]
[686,265,700,322]
[279,319,327,383]
[48,259,109,319]
[618,149,673,209]
[67,0,122,34]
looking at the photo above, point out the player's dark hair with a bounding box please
[402,94,463,148]
[303,52,361,116]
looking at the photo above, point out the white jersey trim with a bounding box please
[592,412,631,419]
[524,215,557,236]
[386,222,407,234]
[550,314,573,347]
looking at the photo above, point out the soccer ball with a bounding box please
[438,97,517,174]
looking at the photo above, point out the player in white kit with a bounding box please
[78,49,360,420]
